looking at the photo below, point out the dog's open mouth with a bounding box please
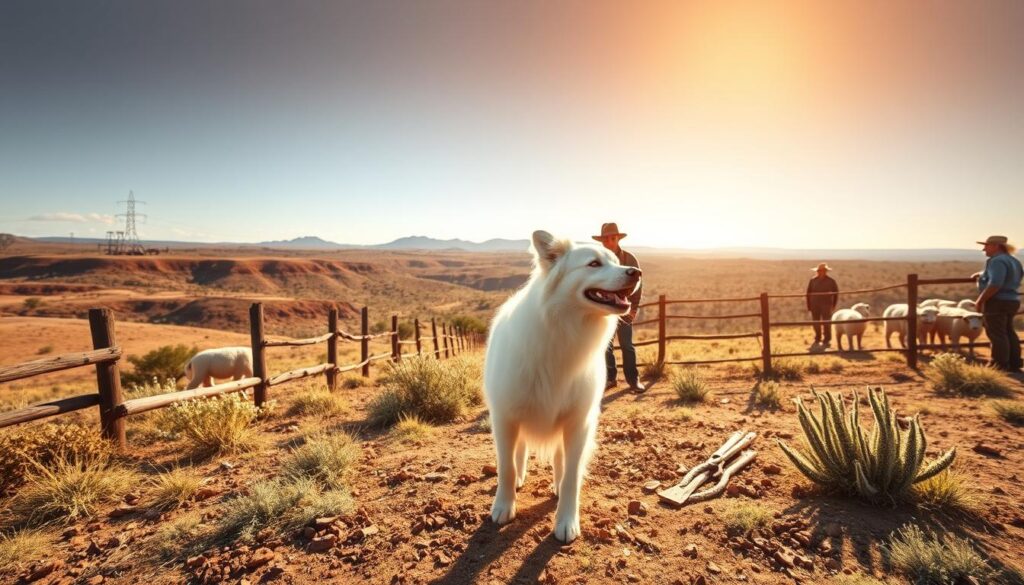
[584,287,632,310]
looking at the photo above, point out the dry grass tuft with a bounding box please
[8,457,139,526]
[927,353,1013,397]
[215,477,352,544]
[722,502,771,535]
[0,529,52,572]
[285,386,345,418]
[341,376,362,390]
[368,356,481,426]
[147,467,205,511]
[991,400,1024,425]
[888,524,994,584]
[0,423,110,492]
[671,367,710,403]
[912,468,981,514]
[157,393,266,456]
[390,414,434,443]
[282,432,359,490]
[753,380,783,409]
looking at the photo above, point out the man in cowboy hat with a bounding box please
[971,235,1022,372]
[595,222,645,392]
[806,263,839,346]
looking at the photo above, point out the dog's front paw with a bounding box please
[553,514,580,543]
[490,497,517,525]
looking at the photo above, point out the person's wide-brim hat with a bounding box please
[976,235,1011,247]
[811,263,832,272]
[593,222,627,241]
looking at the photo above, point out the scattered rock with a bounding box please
[762,463,782,475]
[683,544,699,558]
[973,443,1003,457]
[246,548,275,569]
[481,465,498,477]
[706,562,722,574]
[26,560,64,582]
[422,472,448,483]
[108,503,136,518]
[219,461,235,471]
[309,534,338,553]
[627,501,647,516]
[642,480,661,493]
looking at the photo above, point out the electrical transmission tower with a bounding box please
[114,191,147,255]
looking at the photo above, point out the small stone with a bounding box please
[219,461,235,471]
[973,443,1003,457]
[434,551,452,566]
[86,575,105,585]
[26,559,63,582]
[246,547,275,569]
[193,486,220,501]
[422,472,448,483]
[481,465,498,477]
[706,561,722,574]
[642,480,661,493]
[309,534,338,552]
[773,549,796,569]
[108,503,136,518]
[762,463,782,475]
[627,501,646,516]
[683,544,699,558]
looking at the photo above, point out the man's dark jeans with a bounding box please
[984,299,1022,371]
[810,306,833,343]
[606,322,639,386]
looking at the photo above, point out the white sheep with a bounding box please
[920,298,956,309]
[934,308,985,356]
[184,347,254,389]
[956,299,977,311]
[831,302,871,351]
[882,304,940,349]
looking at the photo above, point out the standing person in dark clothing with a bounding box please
[972,235,1022,372]
[596,223,645,393]
[806,263,839,346]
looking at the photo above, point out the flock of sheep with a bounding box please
[830,298,983,353]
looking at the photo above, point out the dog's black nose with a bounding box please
[626,268,641,278]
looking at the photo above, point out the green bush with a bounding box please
[368,356,481,425]
[448,315,488,335]
[122,344,197,388]
[778,388,955,503]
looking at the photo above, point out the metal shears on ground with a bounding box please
[657,431,758,507]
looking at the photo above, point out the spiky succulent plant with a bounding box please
[778,387,955,503]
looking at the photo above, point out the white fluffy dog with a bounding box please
[184,347,253,389]
[483,230,641,543]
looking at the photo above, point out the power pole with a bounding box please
[115,191,147,255]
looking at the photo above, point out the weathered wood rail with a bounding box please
[0,303,481,449]
[613,273,1023,375]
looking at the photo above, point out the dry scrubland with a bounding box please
[1,244,1023,584]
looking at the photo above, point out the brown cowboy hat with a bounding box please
[977,235,1016,253]
[592,222,627,241]
[811,263,832,272]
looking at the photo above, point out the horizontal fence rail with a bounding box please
[0,303,482,449]
[610,273,1022,375]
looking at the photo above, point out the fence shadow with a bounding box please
[428,498,559,585]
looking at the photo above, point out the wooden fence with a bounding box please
[0,303,482,448]
[615,273,1023,374]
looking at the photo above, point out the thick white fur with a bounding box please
[831,302,870,351]
[483,230,639,543]
[184,347,253,389]
[934,308,985,355]
[882,304,939,348]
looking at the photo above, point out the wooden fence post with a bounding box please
[431,318,440,358]
[656,294,667,366]
[361,307,370,377]
[759,293,772,376]
[459,327,466,352]
[326,307,338,391]
[442,323,450,359]
[249,303,268,407]
[907,273,919,369]
[89,308,125,449]
[414,318,422,356]
[391,314,400,362]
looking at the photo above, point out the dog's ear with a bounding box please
[531,230,568,271]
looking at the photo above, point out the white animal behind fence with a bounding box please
[883,303,940,349]
[934,308,985,356]
[184,347,254,389]
[831,302,870,351]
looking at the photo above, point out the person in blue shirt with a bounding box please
[972,235,1022,372]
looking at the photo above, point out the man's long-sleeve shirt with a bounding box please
[806,276,839,310]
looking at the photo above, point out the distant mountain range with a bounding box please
[25,235,1000,261]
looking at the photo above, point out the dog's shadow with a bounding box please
[429,498,561,585]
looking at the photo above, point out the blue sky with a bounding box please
[1,1,1022,249]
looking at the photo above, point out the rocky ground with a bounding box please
[4,350,1024,585]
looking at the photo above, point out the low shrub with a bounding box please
[753,380,783,409]
[367,356,481,426]
[147,467,204,511]
[888,525,993,584]
[671,367,710,403]
[282,432,359,490]
[390,414,434,443]
[991,401,1024,425]
[8,457,139,526]
[927,353,1013,397]
[0,530,51,573]
[122,344,197,389]
[158,393,266,456]
[341,377,362,390]
[285,387,345,418]
[772,359,805,381]
[912,468,980,514]
[722,502,771,535]
[0,423,110,492]
[214,477,352,544]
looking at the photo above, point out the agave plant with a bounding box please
[778,387,955,502]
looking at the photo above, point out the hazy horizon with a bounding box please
[2,1,1022,249]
